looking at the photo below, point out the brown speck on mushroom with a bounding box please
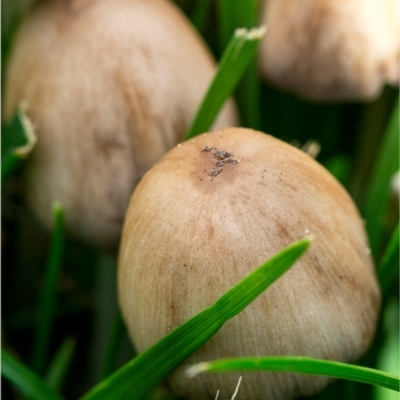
[212,148,231,159]
[201,146,238,177]
[208,167,223,177]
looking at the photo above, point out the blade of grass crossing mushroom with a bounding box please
[378,223,399,297]
[186,357,400,392]
[184,25,266,140]
[1,105,36,183]
[32,202,65,375]
[217,0,260,128]
[1,349,65,400]
[45,337,76,391]
[363,96,399,258]
[79,237,311,400]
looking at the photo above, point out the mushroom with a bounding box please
[118,127,381,399]
[259,0,400,101]
[3,0,237,252]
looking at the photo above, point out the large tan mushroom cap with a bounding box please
[260,0,400,101]
[3,0,237,251]
[119,128,381,400]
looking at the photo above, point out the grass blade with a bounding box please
[374,301,400,400]
[324,154,351,187]
[191,0,213,34]
[1,105,36,183]
[186,356,400,392]
[90,254,118,382]
[217,0,260,128]
[378,224,399,296]
[2,349,65,400]
[32,202,65,375]
[184,26,266,140]
[79,237,311,400]
[216,0,258,48]
[45,338,76,391]
[100,311,128,379]
[363,96,399,258]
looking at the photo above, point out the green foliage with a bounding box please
[187,356,399,392]
[45,338,76,391]
[99,311,128,379]
[2,350,65,400]
[1,105,36,183]
[363,97,399,258]
[216,0,260,128]
[374,301,400,400]
[32,203,65,375]
[379,223,399,297]
[184,26,265,140]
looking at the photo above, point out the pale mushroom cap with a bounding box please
[118,128,381,400]
[260,0,400,101]
[3,0,237,251]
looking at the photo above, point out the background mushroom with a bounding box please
[3,0,237,252]
[118,127,381,399]
[259,0,400,101]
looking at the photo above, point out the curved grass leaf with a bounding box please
[217,0,260,128]
[1,105,36,183]
[45,337,76,391]
[2,349,64,400]
[100,311,128,379]
[186,356,400,392]
[363,96,399,258]
[191,0,213,34]
[79,237,311,400]
[379,223,399,297]
[32,202,65,374]
[375,301,400,400]
[91,254,118,381]
[217,0,258,48]
[184,26,266,140]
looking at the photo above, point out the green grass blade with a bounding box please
[32,202,65,375]
[45,338,76,391]
[79,237,311,400]
[191,0,213,34]
[184,26,266,140]
[1,349,65,400]
[363,96,399,258]
[91,254,118,382]
[216,0,260,128]
[217,0,258,48]
[186,356,400,392]
[324,154,351,187]
[378,224,399,296]
[238,64,261,129]
[375,301,400,400]
[1,105,36,183]
[100,311,128,379]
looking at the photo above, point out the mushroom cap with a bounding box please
[118,127,381,400]
[3,0,237,251]
[259,0,400,101]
